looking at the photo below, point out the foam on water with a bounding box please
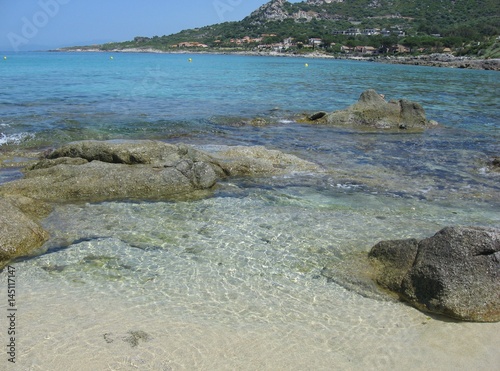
[0,132,34,146]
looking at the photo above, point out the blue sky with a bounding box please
[0,0,301,51]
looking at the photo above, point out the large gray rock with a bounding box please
[369,226,500,322]
[324,89,438,130]
[368,238,419,294]
[0,198,49,266]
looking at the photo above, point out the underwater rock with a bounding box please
[369,226,500,322]
[0,197,49,266]
[308,89,438,130]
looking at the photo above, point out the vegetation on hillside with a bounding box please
[63,0,500,57]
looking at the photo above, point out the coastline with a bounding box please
[53,47,500,71]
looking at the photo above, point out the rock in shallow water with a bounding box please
[0,197,49,266]
[369,226,500,322]
[304,89,438,130]
[0,140,321,264]
[0,140,319,203]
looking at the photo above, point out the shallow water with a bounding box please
[0,52,499,369]
[2,191,500,370]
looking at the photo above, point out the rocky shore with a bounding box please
[0,140,320,266]
[378,53,500,71]
[56,48,500,71]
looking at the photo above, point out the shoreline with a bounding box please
[53,47,500,71]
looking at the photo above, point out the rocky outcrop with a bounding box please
[381,55,500,71]
[0,141,220,203]
[205,145,321,177]
[0,197,50,267]
[319,89,438,130]
[248,0,290,22]
[369,226,500,322]
[0,140,319,203]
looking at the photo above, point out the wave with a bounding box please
[0,132,35,146]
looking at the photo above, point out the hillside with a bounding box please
[62,0,500,58]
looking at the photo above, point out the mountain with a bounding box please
[63,0,500,57]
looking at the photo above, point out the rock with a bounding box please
[0,141,221,203]
[249,118,270,127]
[1,194,53,220]
[325,89,438,130]
[205,145,321,177]
[1,157,218,203]
[369,238,419,293]
[369,226,500,322]
[46,140,215,167]
[308,111,327,121]
[491,157,500,172]
[0,140,320,203]
[0,198,49,266]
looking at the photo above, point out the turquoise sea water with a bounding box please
[0,52,499,370]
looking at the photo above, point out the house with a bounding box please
[392,44,410,53]
[363,28,380,36]
[355,46,378,55]
[346,28,361,36]
[309,38,323,47]
[341,45,355,53]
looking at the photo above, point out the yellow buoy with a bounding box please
[3,56,6,60]
[188,58,192,62]
[305,63,309,67]
[110,56,114,60]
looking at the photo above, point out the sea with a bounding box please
[0,51,499,370]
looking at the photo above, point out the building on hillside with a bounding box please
[309,38,323,47]
[172,42,208,48]
[355,46,379,54]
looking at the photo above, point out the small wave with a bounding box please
[335,183,361,190]
[0,132,34,146]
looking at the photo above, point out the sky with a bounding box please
[0,0,301,51]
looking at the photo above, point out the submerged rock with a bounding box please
[369,226,500,322]
[306,89,438,130]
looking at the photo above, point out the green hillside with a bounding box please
[64,0,500,57]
